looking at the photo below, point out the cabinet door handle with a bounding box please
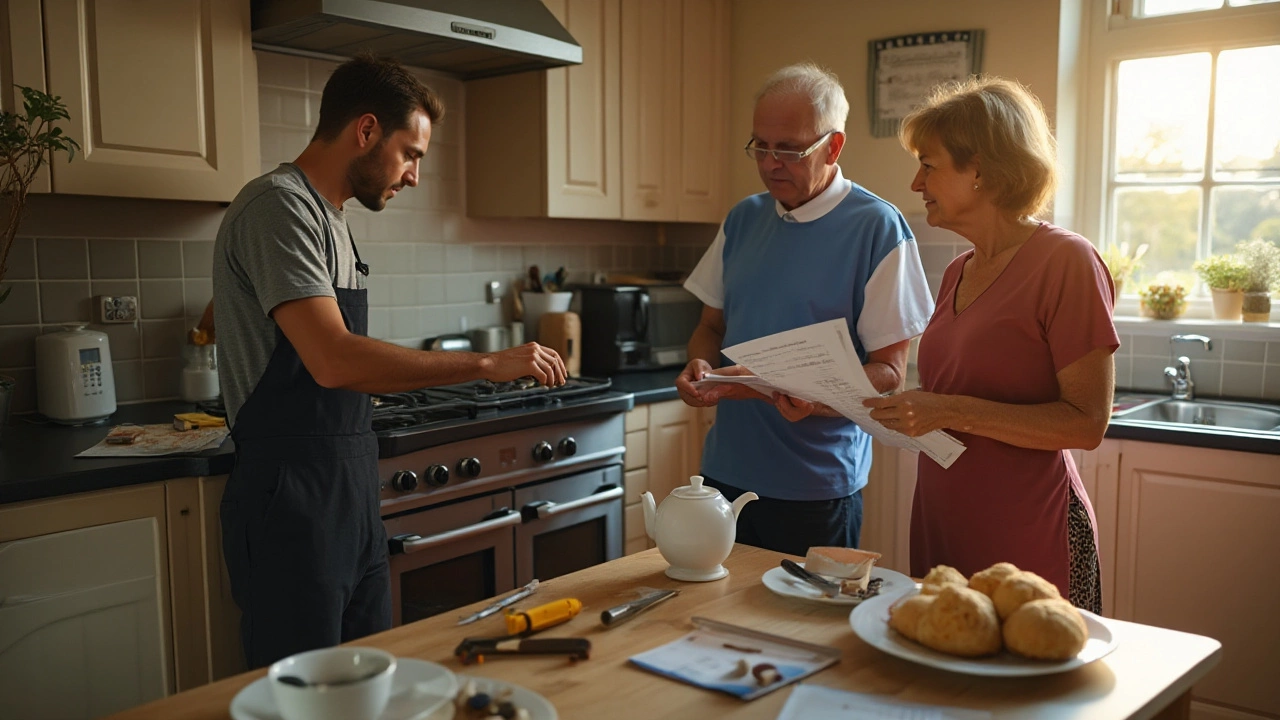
[521,485,623,521]
[388,510,522,554]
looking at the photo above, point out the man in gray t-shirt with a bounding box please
[211,55,566,669]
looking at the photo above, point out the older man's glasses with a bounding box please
[743,130,836,163]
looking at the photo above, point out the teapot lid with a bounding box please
[671,475,720,500]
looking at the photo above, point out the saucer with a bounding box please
[230,657,457,720]
[454,675,558,720]
[761,564,915,606]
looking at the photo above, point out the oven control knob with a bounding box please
[425,464,450,487]
[457,457,482,478]
[558,437,578,457]
[532,441,555,462]
[390,470,418,492]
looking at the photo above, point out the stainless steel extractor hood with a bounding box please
[251,0,582,80]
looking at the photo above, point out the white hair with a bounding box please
[755,63,850,135]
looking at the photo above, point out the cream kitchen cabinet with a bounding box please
[466,0,730,222]
[622,399,713,555]
[0,484,173,718]
[5,0,259,202]
[619,0,729,223]
[1111,440,1280,720]
[467,0,621,219]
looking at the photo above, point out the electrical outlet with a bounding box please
[485,280,502,304]
[97,295,138,323]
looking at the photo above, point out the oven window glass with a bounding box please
[533,517,606,581]
[399,550,495,624]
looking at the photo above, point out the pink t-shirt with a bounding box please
[912,223,1119,595]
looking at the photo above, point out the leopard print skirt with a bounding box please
[1067,490,1102,614]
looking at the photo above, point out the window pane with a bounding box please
[1212,186,1280,255]
[1115,54,1210,181]
[1215,45,1280,180]
[1228,0,1279,6]
[1139,0,1222,16]
[1114,187,1201,285]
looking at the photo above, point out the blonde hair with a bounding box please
[756,63,850,135]
[900,76,1057,218]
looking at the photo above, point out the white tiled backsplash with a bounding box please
[0,53,716,413]
[3,53,1277,414]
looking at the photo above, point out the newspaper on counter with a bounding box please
[690,319,966,469]
[76,423,228,457]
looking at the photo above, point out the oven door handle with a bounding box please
[388,509,523,555]
[521,484,624,521]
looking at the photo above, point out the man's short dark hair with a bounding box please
[312,53,445,142]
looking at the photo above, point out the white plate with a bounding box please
[230,657,458,720]
[453,674,558,720]
[761,564,915,606]
[849,590,1119,677]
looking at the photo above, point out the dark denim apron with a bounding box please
[220,166,389,669]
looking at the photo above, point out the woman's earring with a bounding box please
[973,183,980,190]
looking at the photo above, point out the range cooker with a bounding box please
[371,377,633,626]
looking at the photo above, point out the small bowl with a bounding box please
[268,646,396,720]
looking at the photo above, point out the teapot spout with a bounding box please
[731,491,759,520]
[641,491,657,540]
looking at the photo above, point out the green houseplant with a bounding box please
[1,85,79,433]
[1235,238,1280,323]
[1139,283,1188,320]
[1193,253,1250,321]
[1101,242,1149,298]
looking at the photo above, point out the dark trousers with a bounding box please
[702,475,863,557]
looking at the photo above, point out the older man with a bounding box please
[675,63,933,555]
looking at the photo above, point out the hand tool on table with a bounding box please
[505,597,582,635]
[600,588,678,627]
[454,636,591,665]
[456,579,540,626]
[780,559,841,598]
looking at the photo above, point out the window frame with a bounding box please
[1077,0,1280,318]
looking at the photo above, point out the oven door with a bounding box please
[383,491,520,626]
[513,465,624,586]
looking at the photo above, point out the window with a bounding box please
[1080,0,1280,302]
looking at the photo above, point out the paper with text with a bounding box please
[776,684,993,720]
[702,319,965,468]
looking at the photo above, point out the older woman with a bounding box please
[862,77,1118,612]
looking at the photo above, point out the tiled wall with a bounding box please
[0,52,716,413]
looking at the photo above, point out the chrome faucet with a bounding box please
[1163,335,1213,400]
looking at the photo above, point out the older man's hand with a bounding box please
[676,362,772,407]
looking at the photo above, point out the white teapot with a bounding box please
[640,475,757,582]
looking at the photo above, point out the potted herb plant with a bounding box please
[1235,239,1280,323]
[1193,253,1250,321]
[1,85,80,434]
[1101,242,1149,298]
[1139,283,1188,320]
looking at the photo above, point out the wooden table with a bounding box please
[106,546,1221,719]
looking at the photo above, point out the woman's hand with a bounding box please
[772,395,841,422]
[862,390,954,437]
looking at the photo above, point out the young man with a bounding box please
[213,55,565,668]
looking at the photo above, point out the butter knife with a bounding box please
[456,579,539,626]
[780,559,841,599]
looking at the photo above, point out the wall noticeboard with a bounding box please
[867,30,985,138]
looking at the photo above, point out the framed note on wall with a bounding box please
[867,30,985,138]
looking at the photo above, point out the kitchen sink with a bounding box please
[1113,399,1280,433]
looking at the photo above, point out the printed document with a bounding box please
[690,319,965,468]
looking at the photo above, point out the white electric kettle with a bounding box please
[36,324,117,424]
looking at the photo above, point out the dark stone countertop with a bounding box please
[606,368,683,404]
[0,401,235,506]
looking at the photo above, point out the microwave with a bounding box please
[578,284,703,374]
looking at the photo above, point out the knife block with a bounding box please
[539,311,581,377]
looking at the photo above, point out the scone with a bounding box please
[805,547,881,591]
[915,585,1003,657]
[1003,598,1088,660]
[992,571,1061,620]
[887,593,935,642]
[920,565,967,595]
[969,562,1020,599]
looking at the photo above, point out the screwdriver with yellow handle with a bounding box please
[505,598,582,635]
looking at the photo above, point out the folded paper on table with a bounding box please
[77,424,228,457]
[629,617,840,701]
[775,684,993,720]
[694,319,965,469]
